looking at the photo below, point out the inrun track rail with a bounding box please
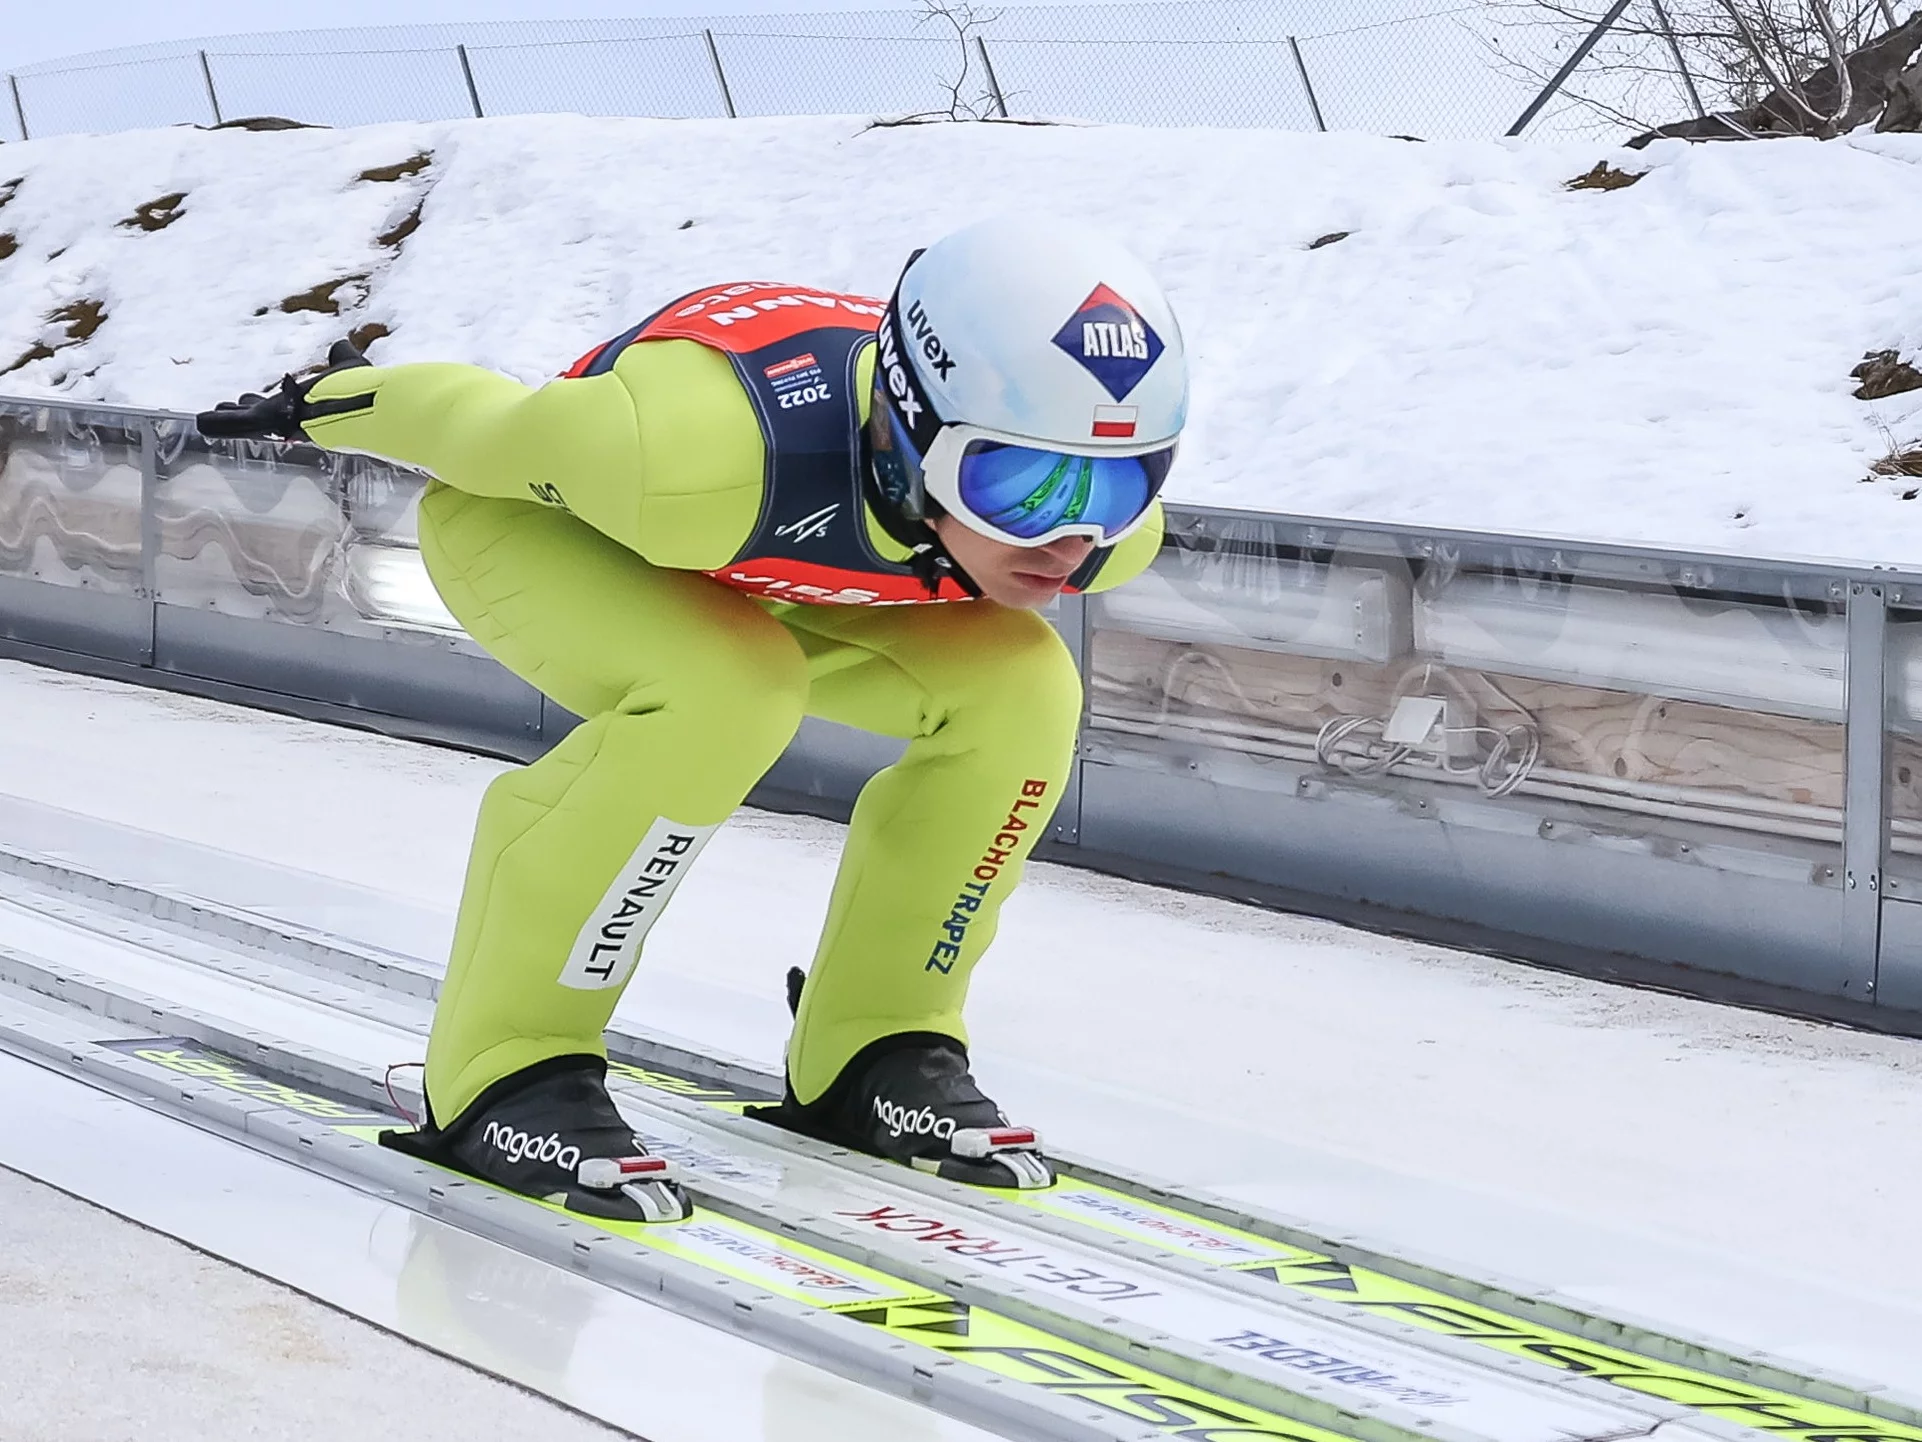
[0,842,1914,1442]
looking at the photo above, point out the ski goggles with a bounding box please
[889,409,1176,549]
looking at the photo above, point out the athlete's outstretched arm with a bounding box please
[300,362,643,532]
[300,346,763,570]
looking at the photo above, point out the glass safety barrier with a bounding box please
[1087,511,1848,889]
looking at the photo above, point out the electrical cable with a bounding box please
[384,1060,424,1127]
[1314,712,1412,777]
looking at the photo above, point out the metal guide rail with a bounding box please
[10,388,1922,1020]
[0,998,1141,1442]
[0,849,1915,1442]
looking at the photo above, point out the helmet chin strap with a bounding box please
[908,528,984,601]
[862,441,984,600]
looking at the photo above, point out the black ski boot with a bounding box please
[381,1056,689,1223]
[752,970,1053,1190]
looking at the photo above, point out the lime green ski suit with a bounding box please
[300,287,1162,1128]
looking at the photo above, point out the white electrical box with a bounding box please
[1382,696,1446,747]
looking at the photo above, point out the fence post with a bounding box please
[1649,0,1708,118]
[1287,36,1327,131]
[1842,579,1890,1002]
[704,30,737,118]
[137,421,160,656]
[456,44,485,118]
[977,36,1010,118]
[7,74,25,141]
[1505,0,1633,136]
[1049,590,1088,846]
[198,49,223,126]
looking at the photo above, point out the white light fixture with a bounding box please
[1886,630,1922,730]
[1092,553,1413,663]
[1414,574,1846,721]
[344,543,459,633]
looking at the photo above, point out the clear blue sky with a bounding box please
[1,0,919,73]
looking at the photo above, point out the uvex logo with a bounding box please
[904,299,956,380]
[877,314,925,429]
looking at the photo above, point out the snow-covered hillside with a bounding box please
[1,114,1920,563]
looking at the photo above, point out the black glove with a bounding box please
[196,338,375,442]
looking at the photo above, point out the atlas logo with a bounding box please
[1051,284,1165,402]
[875,1096,958,1142]
[876,313,925,429]
[1081,319,1149,361]
[904,299,957,380]
[774,504,838,544]
[483,1121,583,1172]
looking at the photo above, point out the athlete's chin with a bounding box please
[989,573,1070,609]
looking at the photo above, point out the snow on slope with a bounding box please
[0,1165,624,1442]
[1,115,1921,563]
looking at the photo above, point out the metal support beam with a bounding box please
[1650,0,1708,119]
[1842,579,1888,1000]
[198,50,223,127]
[977,36,1010,118]
[1289,36,1328,132]
[1051,593,1088,845]
[456,44,485,119]
[1506,0,1634,136]
[136,421,159,664]
[7,74,26,141]
[705,30,737,118]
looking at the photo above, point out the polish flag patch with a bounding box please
[1092,405,1139,439]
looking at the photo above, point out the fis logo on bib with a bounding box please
[875,1096,958,1142]
[1052,284,1164,402]
[484,1121,583,1172]
[775,504,838,544]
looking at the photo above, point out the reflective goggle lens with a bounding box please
[955,440,1174,543]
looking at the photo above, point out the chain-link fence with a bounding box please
[0,2,1640,145]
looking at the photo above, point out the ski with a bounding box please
[0,942,1701,1442]
[601,1051,1922,1442]
[0,989,1448,1442]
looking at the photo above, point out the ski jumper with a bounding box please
[300,283,1164,1129]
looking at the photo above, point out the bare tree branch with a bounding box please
[1715,0,1819,116]
[911,0,1003,121]
[1814,0,1856,122]
[1478,0,1919,140]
